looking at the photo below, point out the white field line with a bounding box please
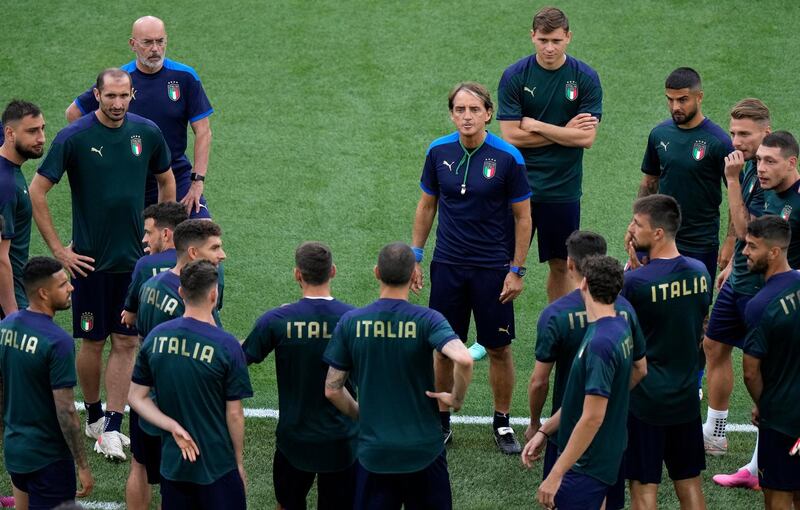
[82,502,124,510]
[75,402,757,433]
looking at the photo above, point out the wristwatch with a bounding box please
[510,266,527,277]
[190,172,205,182]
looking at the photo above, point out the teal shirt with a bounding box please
[556,316,633,486]
[0,156,32,309]
[323,298,458,474]
[124,249,176,313]
[133,317,253,484]
[37,113,171,273]
[743,270,800,437]
[727,160,766,295]
[642,118,734,253]
[497,54,602,202]
[764,179,800,268]
[243,298,358,473]
[0,310,76,473]
[621,257,711,425]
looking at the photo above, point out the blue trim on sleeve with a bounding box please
[226,391,254,401]
[585,389,611,398]
[74,100,87,115]
[163,59,202,81]
[419,182,437,196]
[425,132,459,156]
[510,191,532,203]
[323,356,351,372]
[484,132,525,165]
[51,381,77,390]
[436,335,460,353]
[131,376,152,386]
[188,108,214,123]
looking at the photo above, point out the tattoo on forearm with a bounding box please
[57,407,89,469]
[325,368,348,391]
[638,177,659,198]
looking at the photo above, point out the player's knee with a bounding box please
[110,334,139,353]
[79,339,106,356]
[548,258,568,274]
[486,344,512,362]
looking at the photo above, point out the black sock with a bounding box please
[104,411,124,433]
[493,411,510,429]
[440,411,451,432]
[85,401,104,424]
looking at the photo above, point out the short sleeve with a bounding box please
[621,306,646,361]
[0,177,17,240]
[49,337,77,389]
[124,263,147,313]
[507,157,532,203]
[420,150,439,197]
[584,341,618,398]
[187,77,213,123]
[37,141,69,184]
[742,324,767,359]
[132,339,154,386]
[641,131,661,176]
[149,129,172,175]
[224,342,253,401]
[578,70,603,119]
[535,310,560,363]
[496,69,523,121]
[323,318,353,371]
[426,310,459,351]
[242,314,276,364]
[74,87,98,115]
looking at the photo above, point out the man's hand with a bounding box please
[724,150,746,182]
[425,390,464,412]
[524,420,541,442]
[718,236,735,270]
[751,405,760,427]
[521,431,547,468]
[238,463,248,495]
[565,113,599,131]
[76,466,94,498]
[716,263,732,291]
[520,116,543,133]
[55,243,95,278]
[181,180,204,215]
[626,241,647,271]
[537,472,563,509]
[171,423,200,462]
[499,272,523,304]
[411,263,424,295]
[121,310,137,328]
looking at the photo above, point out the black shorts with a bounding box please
[531,200,580,262]
[160,468,245,510]
[9,457,76,510]
[130,408,162,485]
[354,452,451,510]
[625,413,705,484]
[72,271,137,340]
[273,449,356,510]
[429,262,514,349]
[554,469,609,510]
[758,426,800,492]
[542,439,559,481]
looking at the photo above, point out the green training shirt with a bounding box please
[764,179,800,269]
[0,156,32,309]
[727,160,766,295]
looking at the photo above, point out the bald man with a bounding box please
[66,16,214,219]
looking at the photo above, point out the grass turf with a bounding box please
[2,0,798,507]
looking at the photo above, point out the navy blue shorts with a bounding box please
[160,468,245,510]
[542,439,559,481]
[9,457,76,510]
[554,470,609,510]
[273,449,356,510]
[682,249,718,281]
[130,408,162,485]
[146,169,212,219]
[531,200,580,262]
[758,426,800,491]
[429,262,514,349]
[354,451,451,510]
[705,280,752,348]
[625,414,705,483]
[605,460,626,510]
[72,271,137,340]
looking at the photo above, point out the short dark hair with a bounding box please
[295,241,333,285]
[633,194,682,237]
[532,6,569,32]
[143,201,188,231]
[448,82,494,123]
[566,231,607,274]
[582,255,623,305]
[730,98,770,125]
[22,257,64,298]
[747,215,791,250]
[2,100,42,126]
[95,68,132,92]
[761,131,799,159]
[377,242,415,286]
[174,220,222,255]
[180,259,218,305]
[665,67,702,91]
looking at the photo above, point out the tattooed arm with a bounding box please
[53,388,94,497]
[638,174,659,197]
[324,367,359,420]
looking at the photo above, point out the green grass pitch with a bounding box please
[3,0,800,507]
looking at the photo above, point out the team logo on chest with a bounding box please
[167,81,181,102]
[782,204,792,221]
[692,140,707,161]
[482,159,497,179]
[80,312,94,332]
[131,135,143,157]
[565,81,578,101]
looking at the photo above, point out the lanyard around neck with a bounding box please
[453,139,484,195]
